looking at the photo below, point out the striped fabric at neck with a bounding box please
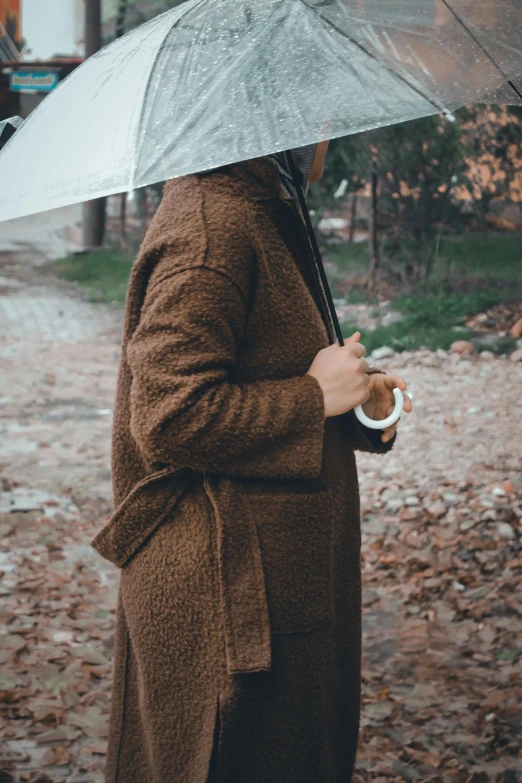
[266,144,316,200]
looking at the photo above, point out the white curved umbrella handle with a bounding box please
[354,387,404,430]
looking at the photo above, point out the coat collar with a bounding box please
[161,156,336,345]
[164,156,297,204]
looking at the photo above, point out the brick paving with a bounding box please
[0,255,123,501]
[0,236,123,782]
[0,293,118,343]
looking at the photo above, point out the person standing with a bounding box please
[91,140,411,783]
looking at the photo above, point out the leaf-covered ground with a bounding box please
[358,476,521,783]
[0,251,521,782]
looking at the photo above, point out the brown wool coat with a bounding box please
[91,157,396,783]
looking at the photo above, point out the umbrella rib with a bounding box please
[0,36,14,62]
[130,0,208,191]
[437,0,522,103]
[508,80,522,101]
[299,0,451,118]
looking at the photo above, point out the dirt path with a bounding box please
[356,349,522,783]
[0,250,521,783]
[0,249,122,782]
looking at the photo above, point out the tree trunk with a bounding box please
[119,193,127,250]
[116,0,128,250]
[115,0,128,38]
[348,192,357,243]
[368,170,379,290]
[82,0,106,249]
[411,228,422,283]
[424,232,439,281]
[139,187,149,244]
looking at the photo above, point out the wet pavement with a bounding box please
[0,246,122,781]
[0,204,83,262]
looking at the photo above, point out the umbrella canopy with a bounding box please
[0,0,521,222]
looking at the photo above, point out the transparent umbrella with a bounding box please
[0,0,521,223]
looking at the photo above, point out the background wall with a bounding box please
[21,0,84,59]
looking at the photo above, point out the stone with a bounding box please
[386,497,404,512]
[442,492,459,504]
[497,522,515,540]
[380,312,403,328]
[480,350,495,360]
[417,353,440,367]
[509,348,522,363]
[426,501,447,519]
[450,340,474,354]
[371,346,396,360]
[509,316,522,339]
[0,488,78,516]
[1,491,44,513]
[363,517,389,535]
[404,495,421,506]
[436,348,447,358]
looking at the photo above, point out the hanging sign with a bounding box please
[10,71,59,93]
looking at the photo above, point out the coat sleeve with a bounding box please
[126,258,326,481]
[338,369,397,455]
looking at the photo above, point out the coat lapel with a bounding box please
[196,157,336,345]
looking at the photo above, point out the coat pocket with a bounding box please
[90,467,192,568]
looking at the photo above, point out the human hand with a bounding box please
[307,332,370,418]
[362,372,412,442]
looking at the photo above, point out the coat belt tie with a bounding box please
[203,473,272,675]
[91,466,272,676]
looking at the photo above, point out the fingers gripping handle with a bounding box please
[354,388,404,430]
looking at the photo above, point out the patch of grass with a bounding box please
[329,234,520,352]
[323,241,369,276]
[434,234,522,283]
[393,288,511,326]
[340,288,514,353]
[341,320,474,354]
[325,232,522,286]
[323,242,369,298]
[49,249,134,307]
[344,289,372,305]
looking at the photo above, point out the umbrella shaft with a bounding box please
[287,152,345,347]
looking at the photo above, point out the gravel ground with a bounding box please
[0,250,521,782]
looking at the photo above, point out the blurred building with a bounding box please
[0,0,21,55]
[0,0,84,120]
[0,0,21,121]
[22,0,84,60]
[2,57,83,118]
